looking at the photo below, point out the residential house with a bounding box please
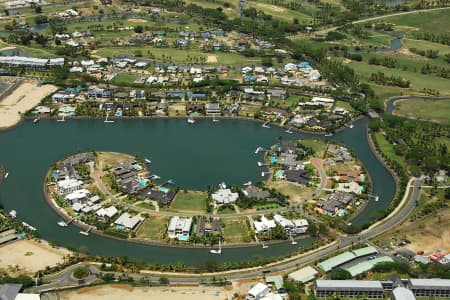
[253,216,276,234]
[212,189,238,204]
[114,213,144,230]
[205,102,221,115]
[285,169,310,186]
[167,216,193,240]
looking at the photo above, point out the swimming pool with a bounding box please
[271,156,278,163]
[159,187,169,193]
[178,236,189,242]
[139,179,147,187]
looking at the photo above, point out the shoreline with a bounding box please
[42,164,316,250]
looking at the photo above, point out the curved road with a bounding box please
[30,177,420,292]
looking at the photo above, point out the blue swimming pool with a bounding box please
[271,156,278,163]
[139,179,147,187]
[159,187,169,193]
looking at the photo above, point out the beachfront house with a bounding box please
[57,179,83,195]
[114,213,144,230]
[96,206,119,219]
[253,216,276,234]
[212,189,239,205]
[167,216,193,240]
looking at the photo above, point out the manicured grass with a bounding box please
[113,74,137,85]
[381,9,450,34]
[96,46,259,65]
[136,216,169,240]
[168,104,187,117]
[254,202,282,211]
[137,202,155,210]
[222,217,252,244]
[393,99,450,124]
[344,59,450,94]
[267,180,315,204]
[217,205,236,214]
[301,139,327,158]
[246,1,313,24]
[373,132,407,170]
[335,100,356,113]
[170,191,207,213]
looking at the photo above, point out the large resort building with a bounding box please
[314,280,385,298]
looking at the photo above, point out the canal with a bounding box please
[0,117,395,265]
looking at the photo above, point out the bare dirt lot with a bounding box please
[0,81,57,129]
[0,239,71,274]
[207,55,218,63]
[54,284,238,300]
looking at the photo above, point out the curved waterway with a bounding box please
[0,118,395,265]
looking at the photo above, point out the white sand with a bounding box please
[58,284,237,300]
[0,81,57,129]
[0,239,71,274]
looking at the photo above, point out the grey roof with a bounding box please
[408,279,450,290]
[0,284,22,300]
[315,280,383,291]
[392,287,416,300]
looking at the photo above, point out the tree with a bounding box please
[35,6,42,13]
[134,25,143,33]
[73,266,90,279]
[159,276,169,285]
[329,268,352,280]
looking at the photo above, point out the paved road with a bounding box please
[30,177,420,292]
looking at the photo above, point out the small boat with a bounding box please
[243,181,252,186]
[255,147,263,154]
[262,243,268,249]
[144,158,152,164]
[4,172,8,179]
[57,221,68,227]
[261,172,266,177]
[80,231,89,236]
[345,123,354,129]
[212,116,219,122]
[219,182,226,189]
[167,179,175,185]
[187,117,195,124]
[22,222,36,231]
[285,127,293,134]
[8,210,17,219]
[324,132,333,137]
[33,117,40,124]
[149,174,160,180]
[56,115,65,122]
[104,112,114,123]
[375,196,379,202]
[262,121,270,128]
[210,240,222,254]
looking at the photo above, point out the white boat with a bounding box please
[57,221,68,227]
[262,121,270,128]
[33,117,40,124]
[212,116,219,122]
[104,112,114,123]
[243,181,252,186]
[285,127,293,134]
[56,115,65,122]
[8,210,17,219]
[144,158,152,164]
[80,231,89,236]
[345,123,354,129]
[210,240,222,254]
[4,172,8,179]
[219,182,226,189]
[324,132,333,137]
[167,179,175,185]
[255,147,263,154]
[262,243,268,249]
[187,117,195,124]
[149,174,160,180]
[22,222,37,231]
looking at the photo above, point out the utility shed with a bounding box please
[352,245,378,258]
[317,251,356,272]
[288,266,319,283]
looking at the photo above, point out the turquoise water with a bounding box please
[0,118,395,264]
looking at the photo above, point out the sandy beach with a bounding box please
[53,284,238,300]
[0,81,57,129]
[0,239,71,274]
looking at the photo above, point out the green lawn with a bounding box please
[170,191,207,213]
[113,74,137,85]
[343,59,450,94]
[217,205,236,214]
[381,9,450,34]
[222,217,252,244]
[393,99,450,124]
[136,216,169,240]
[96,46,259,65]
[301,139,327,158]
[137,202,155,210]
[373,132,407,171]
